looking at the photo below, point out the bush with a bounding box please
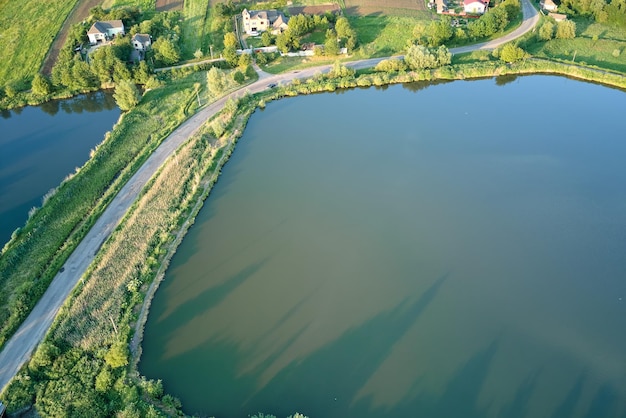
[499,43,526,62]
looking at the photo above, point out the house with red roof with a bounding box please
[463,0,489,14]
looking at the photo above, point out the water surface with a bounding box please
[0,92,120,245]
[140,76,626,418]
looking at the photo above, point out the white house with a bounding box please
[463,0,488,14]
[87,20,125,45]
[242,9,289,35]
[540,0,559,11]
[132,33,151,51]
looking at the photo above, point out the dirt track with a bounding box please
[41,0,103,75]
[156,0,183,12]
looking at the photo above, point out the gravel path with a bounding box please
[0,0,539,394]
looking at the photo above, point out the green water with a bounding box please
[140,76,626,417]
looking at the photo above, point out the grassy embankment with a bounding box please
[0,71,208,352]
[0,0,79,90]
[2,56,624,416]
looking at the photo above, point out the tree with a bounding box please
[261,31,274,46]
[232,70,245,83]
[113,80,141,111]
[133,60,152,84]
[238,52,251,70]
[31,73,52,96]
[539,21,555,40]
[328,60,355,78]
[404,45,451,69]
[223,46,239,67]
[324,29,340,56]
[276,29,299,53]
[224,32,239,49]
[104,341,129,368]
[207,66,227,95]
[152,37,180,65]
[499,43,526,62]
[425,17,453,46]
[556,20,577,39]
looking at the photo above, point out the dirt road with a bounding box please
[41,0,104,75]
[0,0,539,395]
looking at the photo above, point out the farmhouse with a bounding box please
[540,0,559,11]
[463,0,489,14]
[87,20,125,45]
[242,9,289,35]
[132,33,152,51]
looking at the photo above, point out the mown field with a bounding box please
[0,0,79,88]
[180,0,213,59]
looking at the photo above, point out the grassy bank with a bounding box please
[0,71,208,351]
[0,0,78,89]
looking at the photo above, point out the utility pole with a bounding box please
[210,44,214,59]
[572,50,577,62]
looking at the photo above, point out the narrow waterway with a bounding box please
[140,76,626,418]
[0,92,120,246]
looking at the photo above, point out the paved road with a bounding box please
[0,0,539,395]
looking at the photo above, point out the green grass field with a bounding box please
[524,18,626,73]
[0,0,79,88]
[352,15,432,57]
[180,0,213,59]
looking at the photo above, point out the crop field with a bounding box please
[344,0,429,16]
[0,0,79,88]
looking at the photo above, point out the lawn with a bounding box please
[524,17,626,73]
[0,0,79,88]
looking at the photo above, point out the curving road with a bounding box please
[0,0,539,395]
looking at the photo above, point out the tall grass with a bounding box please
[0,0,78,88]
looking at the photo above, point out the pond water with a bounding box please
[0,92,120,246]
[140,76,626,418]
